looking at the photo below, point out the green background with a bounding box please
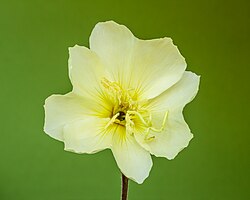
[1,0,249,199]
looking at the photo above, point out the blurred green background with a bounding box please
[1,0,249,199]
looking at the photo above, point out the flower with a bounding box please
[44,21,200,184]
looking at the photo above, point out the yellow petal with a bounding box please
[134,72,200,159]
[90,21,186,99]
[111,125,153,184]
[44,92,88,141]
[128,37,187,99]
[134,110,193,159]
[68,45,105,99]
[44,91,112,141]
[149,71,200,112]
[63,117,112,154]
[90,21,135,78]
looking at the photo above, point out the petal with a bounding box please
[90,21,186,99]
[135,110,193,159]
[127,37,187,99]
[111,125,153,184]
[149,71,200,113]
[134,72,200,159]
[44,91,113,141]
[68,45,105,98]
[89,21,136,77]
[63,117,112,154]
[44,92,89,141]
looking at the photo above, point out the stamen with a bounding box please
[149,111,168,132]
[101,77,168,141]
[127,111,149,127]
[105,112,120,129]
[145,135,155,142]
[144,111,168,141]
[125,113,135,135]
[101,78,112,89]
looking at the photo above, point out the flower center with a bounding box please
[101,77,140,128]
[101,77,168,139]
[116,111,126,121]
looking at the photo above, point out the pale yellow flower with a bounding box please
[44,21,200,184]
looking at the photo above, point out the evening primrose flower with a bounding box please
[44,21,200,184]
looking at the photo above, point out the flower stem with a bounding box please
[121,173,129,200]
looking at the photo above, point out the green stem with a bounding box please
[121,173,129,200]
